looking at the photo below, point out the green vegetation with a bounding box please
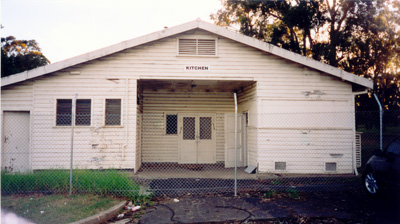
[263,191,277,199]
[285,189,299,199]
[1,36,50,77]
[1,169,151,202]
[1,194,121,224]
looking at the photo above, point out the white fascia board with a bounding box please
[198,21,373,89]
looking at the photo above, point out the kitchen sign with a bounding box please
[184,65,210,71]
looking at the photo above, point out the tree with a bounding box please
[1,36,50,77]
[211,0,377,66]
[211,0,400,110]
[211,0,325,57]
[351,0,400,110]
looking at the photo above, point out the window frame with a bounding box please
[55,98,93,127]
[104,98,123,126]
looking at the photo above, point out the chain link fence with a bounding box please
[1,111,399,197]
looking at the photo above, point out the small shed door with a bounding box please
[179,114,216,164]
[2,111,30,172]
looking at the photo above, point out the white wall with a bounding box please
[1,29,356,173]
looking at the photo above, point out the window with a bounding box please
[57,99,72,126]
[199,117,212,139]
[166,115,177,135]
[183,117,195,140]
[75,99,91,126]
[105,99,121,126]
[178,39,216,56]
[56,99,91,126]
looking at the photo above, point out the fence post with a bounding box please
[373,94,383,151]
[70,94,78,195]
[234,92,238,196]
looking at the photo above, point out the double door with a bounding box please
[179,114,216,164]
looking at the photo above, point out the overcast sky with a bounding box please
[1,0,222,63]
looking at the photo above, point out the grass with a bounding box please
[1,169,152,202]
[1,194,122,224]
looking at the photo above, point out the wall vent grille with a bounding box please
[179,39,216,56]
[275,162,286,171]
[325,162,337,172]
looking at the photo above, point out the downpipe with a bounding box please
[373,93,383,151]
[234,92,238,197]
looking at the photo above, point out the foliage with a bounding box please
[1,36,50,77]
[211,0,400,110]
[211,0,375,65]
[285,188,299,199]
[1,169,150,201]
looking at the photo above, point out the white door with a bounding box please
[2,111,30,172]
[225,113,246,168]
[179,114,216,164]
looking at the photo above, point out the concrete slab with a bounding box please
[108,189,400,224]
[139,196,290,224]
[133,164,256,180]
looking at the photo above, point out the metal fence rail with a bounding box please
[1,111,399,196]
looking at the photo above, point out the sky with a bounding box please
[1,0,222,63]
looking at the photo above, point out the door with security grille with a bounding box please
[179,114,216,164]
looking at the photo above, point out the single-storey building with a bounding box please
[1,19,372,174]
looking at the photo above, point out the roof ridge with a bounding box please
[1,19,372,89]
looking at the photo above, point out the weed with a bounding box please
[270,180,283,185]
[263,191,276,199]
[286,188,299,199]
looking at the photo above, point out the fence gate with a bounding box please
[225,113,247,168]
[2,111,30,172]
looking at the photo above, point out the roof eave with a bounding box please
[1,19,373,89]
[1,20,202,87]
[198,21,373,89]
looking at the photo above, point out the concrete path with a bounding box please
[139,197,290,224]
[107,190,400,224]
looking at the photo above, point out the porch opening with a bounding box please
[136,79,257,173]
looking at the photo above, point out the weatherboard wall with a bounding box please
[140,91,233,163]
[1,29,355,173]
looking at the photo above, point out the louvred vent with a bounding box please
[179,39,216,56]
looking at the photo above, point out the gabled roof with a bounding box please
[1,19,373,88]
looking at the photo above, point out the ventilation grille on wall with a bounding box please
[178,39,216,56]
[355,132,362,168]
[275,162,286,171]
[325,162,337,172]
